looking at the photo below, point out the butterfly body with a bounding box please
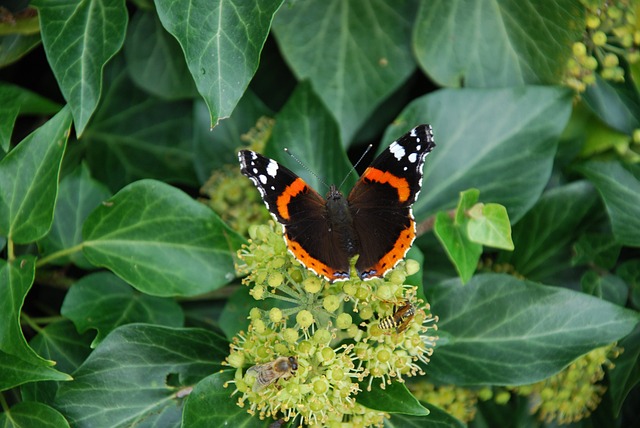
[239,124,435,282]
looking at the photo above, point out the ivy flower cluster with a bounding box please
[200,117,274,236]
[565,0,640,92]
[224,222,438,427]
[511,343,620,424]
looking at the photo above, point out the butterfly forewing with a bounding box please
[239,150,351,281]
[348,125,435,279]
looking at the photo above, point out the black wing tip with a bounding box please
[409,124,436,151]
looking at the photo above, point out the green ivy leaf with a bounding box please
[61,272,185,346]
[608,324,640,416]
[434,211,482,283]
[0,351,69,392]
[454,188,479,224]
[578,161,640,247]
[384,86,573,223]
[155,0,283,126]
[0,106,71,243]
[0,257,70,390]
[0,34,41,68]
[0,401,70,428]
[38,164,111,269]
[572,233,622,270]
[124,10,197,100]
[83,55,198,192]
[183,370,272,427]
[32,0,128,135]
[425,273,640,386]
[583,74,640,134]
[497,181,598,281]
[467,203,514,250]
[357,381,428,416]
[618,261,640,311]
[82,179,245,297]
[21,321,94,404]
[580,271,628,306]
[0,82,60,152]
[414,0,584,87]
[273,0,418,145]
[384,402,466,427]
[54,324,227,427]
[266,82,354,190]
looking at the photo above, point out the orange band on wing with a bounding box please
[370,219,416,276]
[276,178,308,220]
[284,234,348,282]
[362,167,411,202]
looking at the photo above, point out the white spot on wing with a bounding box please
[408,153,417,163]
[266,160,279,177]
[259,174,267,184]
[389,142,405,160]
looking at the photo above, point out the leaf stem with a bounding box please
[35,243,84,267]
[7,238,15,261]
[21,312,45,335]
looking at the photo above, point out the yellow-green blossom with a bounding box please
[511,343,620,424]
[226,221,438,426]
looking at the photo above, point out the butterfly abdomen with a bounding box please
[325,185,359,257]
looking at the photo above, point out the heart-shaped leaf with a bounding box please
[82,179,245,297]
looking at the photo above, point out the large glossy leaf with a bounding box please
[265,82,354,190]
[32,0,128,135]
[273,0,418,145]
[383,86,573,223]
[414,0,584,87]
[155,0,283,126]
[578,161,640,247]
[357,381,429,416]
[21,321,93,404]
[61,272,184,346]
[83,55,197,192]
[497,181,598,280]
[0,106,71,243]
[425,273,640,386]
[0,82,60,152]
[183,370,272,428]
[54,324,228,427]
[0,401,70,428]
[82,179,245,297]
[0,257,70,390]
[124,10,197,100]
[583,74,640,135]
[38,164,111,269]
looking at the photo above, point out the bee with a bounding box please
[378,301,416,334]
[246,356,298,391]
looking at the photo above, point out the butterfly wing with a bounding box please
[347,124,435,279]
[239,150,351,281]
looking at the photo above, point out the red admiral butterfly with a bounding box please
[239,124,435,282]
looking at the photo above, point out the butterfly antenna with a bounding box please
[338,144,373,191]
[284,148,330,190]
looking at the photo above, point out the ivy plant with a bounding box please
[1,0,640,427]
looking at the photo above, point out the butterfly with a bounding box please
[238,124,435,282]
